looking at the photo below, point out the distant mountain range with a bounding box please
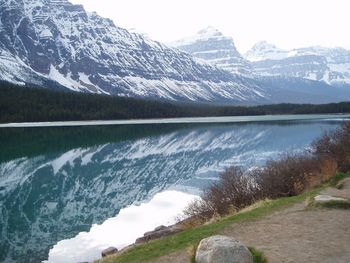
[245,41,350,85]
[0,0,349,104]
[171,27,350,86]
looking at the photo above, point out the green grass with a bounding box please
[315,199,350,209]
[190,245,196,263]
[99,187,323,263]
[99,172,350,263]
[305,172,350,210]
[189,245,267,263]
[328,172,350,187]
[249,247,268,263]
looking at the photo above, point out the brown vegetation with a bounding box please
[185,122,350,221]
[312,121,350,172]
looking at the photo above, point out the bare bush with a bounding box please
[256,154,320,198]
[184,154,320,221]
[184,121,350,222]
[312,122,350,172]
[184,167,260,220]
[183,198,214,223]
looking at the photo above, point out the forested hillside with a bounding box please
[0,82,350,123]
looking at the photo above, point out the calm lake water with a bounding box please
[0,115,349,263]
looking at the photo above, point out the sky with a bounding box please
[70,0,350,53]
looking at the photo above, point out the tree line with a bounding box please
[0,81,349,123]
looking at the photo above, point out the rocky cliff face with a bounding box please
[170,26,252,76]
[244,41,289,62]
[0,0,267,103]
[171,29,350,102]
[244,42,350,85]
[0,0,349,104]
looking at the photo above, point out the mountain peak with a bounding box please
[170,26,227,47]
[197,26,223,38]
[169,27,252,76]
[244,41,288,61]
[0,1,268,103]
[251,41,278,51]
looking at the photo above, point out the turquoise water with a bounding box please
[0,116,348,262]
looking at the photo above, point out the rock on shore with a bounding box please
[195,235,253,263]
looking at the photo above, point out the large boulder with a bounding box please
[195,235,253,263]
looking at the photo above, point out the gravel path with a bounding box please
[150,179,350,263]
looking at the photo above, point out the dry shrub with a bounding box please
[184,121,350,221]
[183,198,214,223]
[184,167,260,221]
[312,122,350,172]
[185,154,320,220]
[256,154,320,198]
[205,167,259,213]
[318,158,338,182]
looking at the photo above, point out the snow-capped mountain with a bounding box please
[171,28,350,87]
[170,26,252,75]
[0,0,349,104]
[244,42,350,85]
[0,0,267,103]
[244,41,289,62]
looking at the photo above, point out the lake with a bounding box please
[0,115,349,263]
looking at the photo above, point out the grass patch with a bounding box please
[315,200,350,209]
[98,187,322,263]
[189,244,197,263]
[249,247,268,263]
[189,246,267,263]
[328,172,350,187]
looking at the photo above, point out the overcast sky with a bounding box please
[70,0,350,53]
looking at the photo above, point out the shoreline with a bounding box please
[96,173,350,263]
[1,113,350,128]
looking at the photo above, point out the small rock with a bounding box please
[135,225,182,243]
[154,225,167,231]
[143,225,168,237]
[196,235,253,263]
[314,195,347,203]
[336,178,350,190]
[101,247,118,257]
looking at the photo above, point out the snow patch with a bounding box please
[170,26,228,47]
[49,65,78,91]
[40,29,53,39]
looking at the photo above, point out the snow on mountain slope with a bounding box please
[245,42,350,85]
[252,55,329,80]
[0,0,267,103]
[170,29,350,102]
[244,41,289,62]
[0,0,348,104]
[293,46,350,84]
[0,48,48,86]
[170,26,252,76]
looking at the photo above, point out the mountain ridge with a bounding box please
[170,27,350,87]
[0,1,349,104]
[244,41,350,85]
[170,26,252,75]
[0,0,268,103]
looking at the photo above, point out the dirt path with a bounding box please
[151,179,350,263]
